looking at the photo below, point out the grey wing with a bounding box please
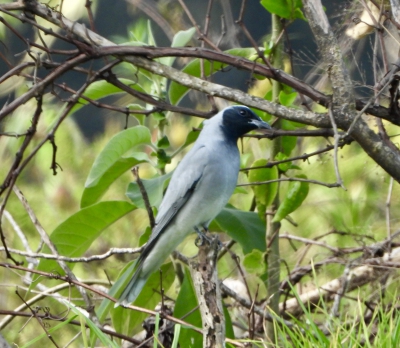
[147,145,209,244]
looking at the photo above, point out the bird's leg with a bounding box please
[202,225,223,250]
[194,226,212,246]
[194,226,222,250]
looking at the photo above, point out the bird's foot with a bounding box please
[195,227,212,247]
[194,227,222,250]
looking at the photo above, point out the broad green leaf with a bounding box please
[261,0,291,19]
[169,48,258,105]
[162,27,196,67]
[70,79,144,115]
[83,126,151,207]
[248,159,279,220]
[212,207,266,254]
[81,153,147,208]
[243,249,267,275]
[273,174,309,222]
[172,27,196,48]
[174,268,202,347]
[126,171,173,209]
[36,201,135,276]
[261,0,304,20]
[111,262,175,335]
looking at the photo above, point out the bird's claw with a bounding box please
[194,228,222,250]
[195,232,212,247]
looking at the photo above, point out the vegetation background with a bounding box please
[1,0,400,347]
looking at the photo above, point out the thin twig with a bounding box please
[279,233,341,254]
[0,262,203,333]
[132,167,155,228]
[239,177,341,188]
[0,246,141,262]
[16,290,60,347]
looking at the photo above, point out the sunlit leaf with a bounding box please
[162,27,196,67]
[261,0,305,20]
[81,153,147,207]
[36,201,136,276]
[82,126,151,207]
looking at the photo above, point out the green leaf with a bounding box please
[181,129,200,149]
[81,126,151,207]
[126,171,173,209]
[36,201,135,276]
[147,20,156,47]
[172,27,196,48]
[279,90,297,106]
[169,48,258,105]
[261,0,292,18]
[70,79,144,115]
[162,27,196,67]
[243,249,267,275]
[174,268,202,347]
[224,304,235,340]
[111,262,175,335]
[212,207,266,254]
[275,152,292,172]
[139,226,152,246]
[157,135,170,149]
[126,103,146,124]
[273,175,309,222]
[66,303,119,348]
[81,153,147,208]
[280,120,299,157]
[248,159,279,220]
[261,0,304,20]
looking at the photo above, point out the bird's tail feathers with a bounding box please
[114,259,146,307]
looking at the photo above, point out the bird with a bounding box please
[118,105,271,305]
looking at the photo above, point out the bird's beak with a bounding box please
[250,118,272,130]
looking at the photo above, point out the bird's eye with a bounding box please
[239,110,246,116]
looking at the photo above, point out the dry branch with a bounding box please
[280,247,400,317]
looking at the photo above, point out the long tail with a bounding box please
[115,259,147,307]
[116,226,166,306]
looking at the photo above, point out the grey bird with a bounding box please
[118,105,271,305]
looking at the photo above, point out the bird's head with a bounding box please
[221,105,271,139]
